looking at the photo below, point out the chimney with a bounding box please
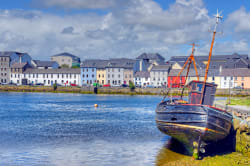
[219,65,222,73]
[19,56,21,64]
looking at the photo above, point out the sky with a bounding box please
[0,0,249,60]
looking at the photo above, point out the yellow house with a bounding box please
[207,76,221,88]
[96,68,106,85]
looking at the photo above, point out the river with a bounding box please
[0,92,168,166]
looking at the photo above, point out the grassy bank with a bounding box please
[156,148,250,166]
[227,97,250,106]
[0,85,249,97]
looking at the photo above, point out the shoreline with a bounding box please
[0,85,249,97]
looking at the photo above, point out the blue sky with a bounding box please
[0,0,249,60]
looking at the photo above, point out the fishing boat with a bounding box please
[155,10,233,158]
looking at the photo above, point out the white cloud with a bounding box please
[1,0,246,61]
[225,7,250,41]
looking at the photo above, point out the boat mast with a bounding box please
[161,43,199,102]
[200,9,223,104]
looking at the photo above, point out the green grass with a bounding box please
[228,97,250,106]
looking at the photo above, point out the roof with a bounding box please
[0,51,28,57]
[81,59,109,68]
[24,68,80,74]
[32,60,58,67]
[136,53,165,61]
[169,53,249,62]
[134,71,150,78]
[81,58,136,69]
[11,62,28,68]
[151,65,171,71]
[52,52,80,60]
[220,69,250,77]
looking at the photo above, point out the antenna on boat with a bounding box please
[200,9,223,104]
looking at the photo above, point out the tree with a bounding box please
[61,64,70,68]
[129,81,135,91]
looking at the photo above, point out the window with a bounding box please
[66,74,68,78]
[36,74,38,78]
[92,74,94,78]
[92,69,94,72]
[90,80,92,84]
[51,74,53,78]
[83,69,85,72]
[224,77,226,80]
[118,80,121,84]
[47,74,48,78]
[235,77,237,81]
[231,77,233,81]
[108,74,110,78]
[125,75,127,78]
[102,74,104,78]
[118,68,120,72]
[83,74,85,78]
[102,80,104,84]
[48,80,50,84]
[70,74,72,78]
[62,74,64,78]
[112,69,114,72]
[99,74,100,78]
[87,69,88,72]
[43,74,45,78]
[112,74,114,78]
[57,74,59,78]
[118,74,120,78]
[241,77,244,81]
[62,80,64,83]
[86,74,88,78]
[212,76,215,81]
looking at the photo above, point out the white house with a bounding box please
[150,65,171,87]
[11,68,80,86]
[134,71,150,87]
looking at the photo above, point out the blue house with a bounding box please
[80,60,99,86]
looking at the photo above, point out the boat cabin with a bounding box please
[188,80,217,106]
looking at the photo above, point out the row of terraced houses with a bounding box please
[0,51,250,89]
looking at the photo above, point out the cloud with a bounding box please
[0,0,247,61]
[61,26,75,34]
[32,0,118,9]
[225,7,250,40]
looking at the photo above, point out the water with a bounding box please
[0,92,168,166]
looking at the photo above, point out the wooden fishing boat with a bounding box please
[156,81,233,156]
[155,10,233,158]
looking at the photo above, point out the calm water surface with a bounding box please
[0,92,170,166]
